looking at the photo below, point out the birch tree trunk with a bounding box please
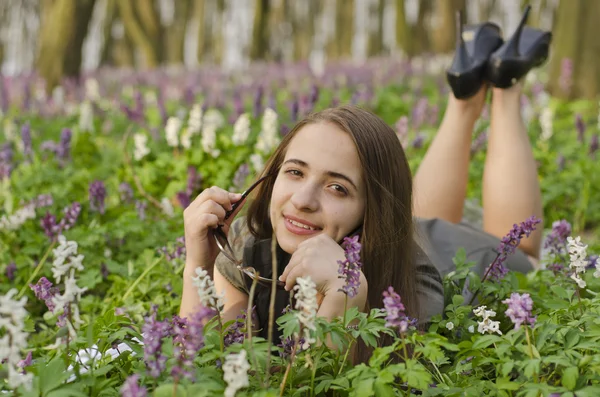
[250,0,270,60]
[116,0,162,67]
[547,0,600,100]
[165,0,192,64]
[36,0,96,91]
[431,0,465,53]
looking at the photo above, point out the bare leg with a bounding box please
[483,84,543,258]
[413,87,487,223]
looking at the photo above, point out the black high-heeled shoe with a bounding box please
[446,12,504,99]
[485,5,552,88]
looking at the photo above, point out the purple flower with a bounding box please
[337,235,363,298]
[5,262,16,282]
[309,85,319,108]
[186,166,202,197]
[120,374,147,397]
[485,216,542,281]
[233,92,244,117]
[575,114,585,143]
[382,286,417,333]
[21,122,32,159]
[590,134,599,157]
[543,219,571,256]
[253,86,264,118]
[0,143,13,179]
[159,236,186,263]
[278,336,306,359]
[411,98,428,130]
[33,194,53,208]
[471,130,488,155]
[57,128,72,162]
[224,313,247,347]
[17,351,32,372]
[411,133,426,149]
[232,163,250,192]
[142,312,172,378]
[559,58,573,93]
[395,116,409,145]
[30,277,59,312]
[41,212,60,240]
[171,307,214,381]
[176,192,191,209]
[119,182,134,204]
[289,96,299,123]
[587,255,598,270]
[89,180,107,214]
[547,263,564,275]
[135,200,147,221]
[58,202,81,231]
[0,76,9,112]
[502,292,536,330]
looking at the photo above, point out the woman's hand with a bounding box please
[278,234,349,295]
[183,186,244,275]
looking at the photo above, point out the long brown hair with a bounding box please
[246,105,418,362]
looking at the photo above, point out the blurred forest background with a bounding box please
[0,0,598,100]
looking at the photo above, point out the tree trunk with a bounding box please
[292,1,317,61]
[165,0,192,64]
[250,0,270,60]
[395,0,411,55]
[367,0,385,56]
[413,0,432,55]
[195,0,207,62]
[116,0,161,67]
[335,0,354,59]
[431,0,465,54]
[100,0,116,66]
[36,0,96,92]
[547,0,600,100]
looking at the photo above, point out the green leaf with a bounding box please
[472,335,503,349]
[39,357,70,396]
[564,329,581,349]
[353,378,375,397]
[373,380,396,397]
[562,366,579,391]
[495,377,520,390]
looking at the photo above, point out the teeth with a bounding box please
[287,218,316,230]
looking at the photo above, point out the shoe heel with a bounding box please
[446,11,482,99]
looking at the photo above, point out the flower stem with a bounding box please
[399,331,409,362]
[17,240,57,299]
[337,339,355,376]
[265,231,278,386]
[122,257,161,301]
[468,253,501,306]
[279,336,300,397]
[245,273,264,386]
[524,326,534,360]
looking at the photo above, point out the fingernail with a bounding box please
[278,276,283,281]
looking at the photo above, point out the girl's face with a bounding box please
[269,122,366,254]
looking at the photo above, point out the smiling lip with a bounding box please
[283,215,321,235]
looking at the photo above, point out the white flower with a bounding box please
[161,197,174,217]
[223,349,250,397]
[293,276,318,349]
[203,109,225,130]
[52,270,88,324]
[445,322,454,330]
[473,305,502,335]
[133,133,150,161]
[165,117,182,147]
[571,274,587,289]
[187,104,203,135]
[567,236,588,274]
[85,78,100,101]
[180,128,193,150]
[79,100,94,133]
[468,325,475,333]
[539,107,553,141]
[0,204,36,231]
[255,108,279,154]
[201,124,221,158]
[192,268,224,310]
[232,113,251,145]
[52,235,84,284]
[0,289,32,391]
[249,153,264,173]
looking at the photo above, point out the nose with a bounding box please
[290,181,320,212]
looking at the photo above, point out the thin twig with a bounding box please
[121,127,163,210]
[279,336,300,396]
[265,230,278,386]
[245,272,264,386]
[18,241,57,298]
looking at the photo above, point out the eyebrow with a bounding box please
[282,158,359,191]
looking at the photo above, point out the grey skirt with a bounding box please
[415,217,534,278]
